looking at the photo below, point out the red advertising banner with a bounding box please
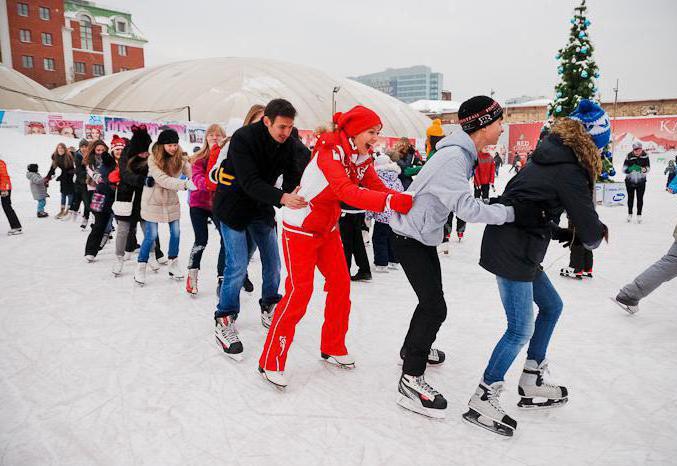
[507,122,543,164]
[611,116,677,154]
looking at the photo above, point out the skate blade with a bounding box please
[396,396,446,419]
[215,337,243,362]
[517,397,568,410]
[134,280,144,287]
[609,297,638,315]
[462,409,514,437]
[258,371,287,391]
[321,357,355,370]
[169,275,184,281]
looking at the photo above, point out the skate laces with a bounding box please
[218,318,240,344]
[536,360,560,389]
[414,376,440,397]
[486,384,506,414]
[429,348,439,361]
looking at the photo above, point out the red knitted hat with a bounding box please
[110,134,126,151]
[333,106,382,138]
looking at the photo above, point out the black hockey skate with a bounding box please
[215,316,243,361]
[400,347,446,366]
[397,374,447,419]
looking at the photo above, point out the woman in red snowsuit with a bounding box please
[258,106,414,387]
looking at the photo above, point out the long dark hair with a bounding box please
[52,143,75,170]
[85,139,109,167]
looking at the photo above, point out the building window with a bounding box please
[21,56,33,69]
[42,32,53,46]
[93,64,104,76]
[80,16,93,50]
[19,29,31,43]
[118,44,127,56]
[44,58,55,71]
[17,3,28,16]
[116,20,127,33]
[74,62,85,74]
[39,6,50,20]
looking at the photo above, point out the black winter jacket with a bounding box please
[73,150,87,185]
[115,149,149,221]
[480,133,605,281]
[622,150,650,185]
[212,120,304,230]
[47,156,75,195]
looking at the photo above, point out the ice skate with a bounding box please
[457,231,464,242]
[258,367,287,390]
[55,207,66,219]
[350,271,372,282]
[134,262,147,285]
[112,256,124,277]
[626,214,632,223]
[463,381,517,437]
[186,269,198,295]
[388,262,399,270]
[636,215,642,224]
[156,256,169,265]
[582,269,593,278]
[374,265,389,273]
[560,267,582,280]
[437,241,450,255]
[61,210,71,220]
[612,295,639,315]
[400,347,446,366]
[321,353,355,369]
[80,217,89,230]
[148,253,160,272]
[215,315,243,361]
[84,254,95,262]
[517,359,569,409]
[7,228,23,236]
[397,373,447,419]
[260,301,276,329]
[168,258,184,280]
[37,211,49,218]
[123,251,133,261]
[69,210,79,222]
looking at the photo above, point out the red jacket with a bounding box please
[282,131,394,235]
[0,160,12,191]
[474,151,496,186]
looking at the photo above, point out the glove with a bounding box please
[551,226,576,248]
[145,176,155,188]
[512,200,547,228]
[92,173,102,184]
[0,190,8,197]
[185,179,197,191]
[387,192,413,214]
[629,164,642,173]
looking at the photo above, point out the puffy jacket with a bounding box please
[26,171,48,200]
[47,155,75,195]
[474,151,496,186]
[140,154,191,223]
[0,159,11,191]
[479,133,605,281]
[189,156,213,211]
[282,131,393,236]
[212,120,303,230]
[390,131,514,247]
[623,150,650,185]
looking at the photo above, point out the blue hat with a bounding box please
[569,99,611,149]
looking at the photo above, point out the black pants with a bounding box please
[70,183,90,218]
[85,209,113,256]
[569,244,593,272]
[443,212,466,242]
[473,184,490,200]
[188,206,225,275]
[1,191,22,229]
[339,212,370,274]
[626,181,646,215]
[372,221,397,266]
[394,234,446,376]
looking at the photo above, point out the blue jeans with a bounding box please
[216,221,281,318]
[61,192,72,207]
[37,198,46,213]
[483,272,563,385]
[138,220,180,263]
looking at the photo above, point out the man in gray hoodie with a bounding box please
[391,96,546,418]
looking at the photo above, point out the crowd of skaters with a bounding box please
[1,95,676,437]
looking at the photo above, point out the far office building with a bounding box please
[351,66,443,104]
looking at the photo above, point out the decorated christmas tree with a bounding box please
[548,0,600,118]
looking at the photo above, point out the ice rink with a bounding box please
[1,131,676,465]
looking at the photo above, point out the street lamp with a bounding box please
[332,86,341,123]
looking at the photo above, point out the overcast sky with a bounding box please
[110,0,676,103]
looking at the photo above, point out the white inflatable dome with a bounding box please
[52,57,430,137]
[0,65,67,112]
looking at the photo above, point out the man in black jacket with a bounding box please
[212,98,307,359]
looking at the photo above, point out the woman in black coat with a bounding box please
[464,101,609,436]
[46,143,75,219]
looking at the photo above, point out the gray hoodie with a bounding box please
[26,171,47,200]
[389,131,514,246]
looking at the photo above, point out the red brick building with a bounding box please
[0,0,146,89]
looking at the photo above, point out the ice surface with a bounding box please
[1,129,676,465]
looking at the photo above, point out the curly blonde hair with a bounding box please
[152,142,186,176]
[550,118,602,186]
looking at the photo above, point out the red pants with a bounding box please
[259,226,351,371]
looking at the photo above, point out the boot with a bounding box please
[168,258,184,280]
[55,206,66,219]
[186,268,199,295]
[517,359,568,409]
[148,253,160,272]
[463,381,517,436]
[112,256,124,277]
[134,262,147,285]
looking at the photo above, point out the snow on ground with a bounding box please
[1,130,676,465]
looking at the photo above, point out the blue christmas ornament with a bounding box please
[556,105,562,112]
[570,18,576,24]
[556,91,562,98]
[600,172,609,181]
[556,54,561,60]
[585,19,591,26]
[578,31,586,38]
[581,46,588,54]
[609,168,616,177]
[594,72,599,78]
[581,70,589,78]
[558,66,564,74]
